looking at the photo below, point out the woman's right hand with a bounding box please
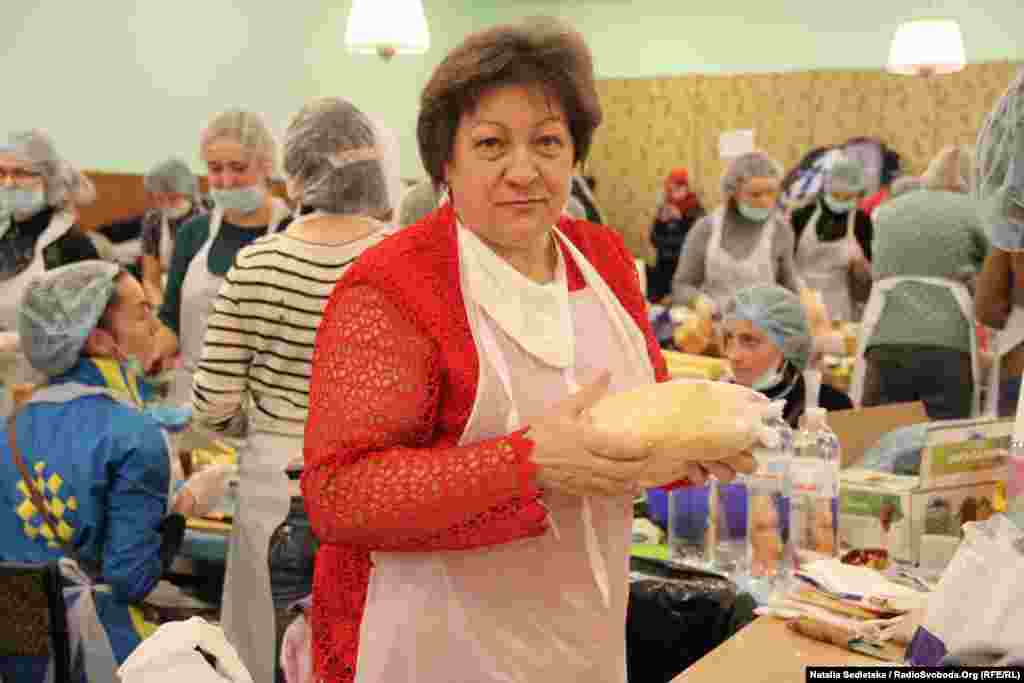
[526,371,652,498]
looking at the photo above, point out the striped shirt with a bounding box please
[192,226,389,436]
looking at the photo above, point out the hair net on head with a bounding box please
[723,285,813,371]
[922,144,975,193]
[18,261,121,377]
[283,97,393,217]
[0,129,70,208]
[200,109,278,169]
[60,163,96,207]
[825,155,867,195]
[975,68,1024,251]
[145,158,200,200]
[890,175,923,198]
[720,152,783,197]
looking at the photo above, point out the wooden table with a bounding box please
[672,617,891,683]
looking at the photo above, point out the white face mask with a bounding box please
[164,200,192,220]
[751,364,786,391]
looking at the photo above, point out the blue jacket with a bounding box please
[0,358,170,673]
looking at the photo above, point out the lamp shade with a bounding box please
[887,19,966,76]
[345,0,430,57]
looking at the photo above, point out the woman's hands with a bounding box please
[526,372,758,497]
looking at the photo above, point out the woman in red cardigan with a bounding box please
[301,17,755,683]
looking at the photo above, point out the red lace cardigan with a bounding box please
[301,204,669,682]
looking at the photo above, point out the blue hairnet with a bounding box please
[144,158,199,199]
[723,285,812,370]
[721,152,782,197]
[825,155,867,195]
[18,261,121,377]
[976,68,1024,251]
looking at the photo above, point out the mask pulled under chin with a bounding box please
[751,365,786,392]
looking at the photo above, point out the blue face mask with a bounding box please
[211,186,266,214]
[737,202,772,223]
[824,194,857,214]
[0,187,46,216]
[751,364,786,391]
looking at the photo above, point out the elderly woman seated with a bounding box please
[723,285,852,427]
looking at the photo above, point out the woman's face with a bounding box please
[669,183,690,202]
[202,139,268,190]
[0,151,45,195]
[444,83,575,251]
[737,176,780,209]
[723,319,784,387]
[149,191,191,211]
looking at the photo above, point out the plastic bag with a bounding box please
[627,557,756,683]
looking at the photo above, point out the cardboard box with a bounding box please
[828,402,928,468]
[918,417,1012,488]
[839,469,1004,566]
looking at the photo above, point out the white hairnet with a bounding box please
[922,144,975,193]
[723,285,813,371]
[145,158,200,200]
[976,68,1024,251]
[18,261,121,377]
[721,152,783,197]
[200,109,278,169]
[282,97,393,217]
[825,155,867,195]
[0,129,71,208]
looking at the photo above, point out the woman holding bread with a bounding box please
[302,18,758,683]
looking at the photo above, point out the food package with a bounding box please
[673,316,714,355]
[800,288,832,338]
[588,379,772,487]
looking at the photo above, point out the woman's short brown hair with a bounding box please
[417,17,602,188]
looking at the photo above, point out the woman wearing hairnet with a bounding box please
[191,97,394,683]
[139,158,208,308]
[671,152,799,311]
[850,144,989,419]
[723,285,851,427]
[975,69,1024,417]
[648,167,706,302]
[791,155,874,322]
[154,110,292,405]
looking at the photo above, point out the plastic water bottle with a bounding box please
[744,401,794,601]
[790,407,841,568]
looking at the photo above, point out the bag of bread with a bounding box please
[588,379,775,487]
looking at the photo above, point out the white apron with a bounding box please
[850,277,980,416]
[221,430,300,683]
[795,205,861,322]
[0,210,76,417]
[351,229,655,683]
[703,207,777,305]
[159,212,175,273]
[985,307,1024,416]
[170,200,289,406]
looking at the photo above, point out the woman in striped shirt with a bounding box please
[191,97,395,683]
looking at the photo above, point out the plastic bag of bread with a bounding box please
[587,379,774,487]
[673,315,714,355]
[799,288,832,338]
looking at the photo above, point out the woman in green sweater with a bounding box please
[154,109,292,405]
[852,145,989,419]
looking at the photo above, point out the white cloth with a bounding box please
[850,276,980,415]
[220,430,299,683]
[352,228,656,683]
[795,205,861,322]
[118,617,253,683]
[171,200,289,406]
[986,306,1024,415]
[159,212,175,272]
[459,225,574,368]
[0,210,75,417]
[703,207,777,305]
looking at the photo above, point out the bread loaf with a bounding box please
[588,379,769,486]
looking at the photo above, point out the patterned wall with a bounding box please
[588,62,1021,261]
